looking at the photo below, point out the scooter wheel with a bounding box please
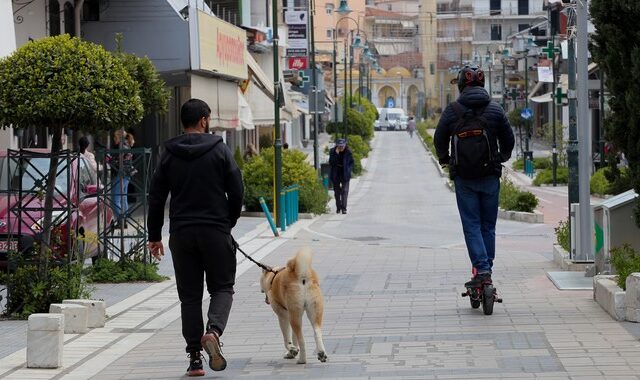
[482,285,495,315]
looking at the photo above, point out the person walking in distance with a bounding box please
[329,138,354,214]
[407,116,417,138]
[434,65,514,289]
[147,99,244,376]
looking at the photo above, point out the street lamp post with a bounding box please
[272,0,282,227]
[333,13,361,138]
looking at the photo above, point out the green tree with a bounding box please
[591,0,640,225]
[0,35,144,259]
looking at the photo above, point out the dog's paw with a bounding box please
[284,348,298,359]
[317,351,327,362]
[296,357,307,364]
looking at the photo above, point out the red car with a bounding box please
[0,150,113,268]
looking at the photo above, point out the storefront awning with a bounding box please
[191,74,241,130]
[530,92,553,103]
[246,51,274,99]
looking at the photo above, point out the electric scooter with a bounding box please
[461,267,502,315]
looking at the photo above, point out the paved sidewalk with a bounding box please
[1,132,639,379]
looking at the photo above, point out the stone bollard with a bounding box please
[625,273,640,322]
[27,313,64,368]
[49,303,89,333]
[63,299,106,328]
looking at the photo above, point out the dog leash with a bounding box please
[231,236,277,274]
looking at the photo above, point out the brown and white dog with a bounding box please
[259,247,327,364]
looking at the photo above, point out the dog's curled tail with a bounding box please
[288,247,313,281]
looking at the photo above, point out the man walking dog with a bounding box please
[147,99,244,376]
[434,65,514,289]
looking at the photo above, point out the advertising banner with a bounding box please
[288,56,308,70]
[285,11,308,57]
[197,10,247,80]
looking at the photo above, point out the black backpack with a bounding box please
[449,102,494,179]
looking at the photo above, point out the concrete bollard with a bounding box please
[625,273,640,322]
[27,313,64,368]
[63,299,106,328]
[49,303,89,333]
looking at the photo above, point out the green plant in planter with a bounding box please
[85,259,167,283]
[2,253,91,319]
[243,148,329,214]
[555,219,570,252]
[499,178,539,212]
[610,244,640,290]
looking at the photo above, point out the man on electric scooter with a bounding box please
[434,65,515,289]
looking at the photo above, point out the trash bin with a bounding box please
[593,190,640,274]
[320,162,332,190]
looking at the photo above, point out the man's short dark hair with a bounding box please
[181,99,211,128]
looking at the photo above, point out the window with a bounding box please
[64,2,75,36]
[518,0,529,15]
[491,24,502,40]
[490,0,501,15]
[327,29,333,38]
[325,3,334,15]
[83,0,100,21]
[48,0,60,36]
[518,23,529,32]
[387,4,392,11]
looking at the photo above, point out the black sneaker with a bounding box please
[201,331,227,371]
[186,351,205,377]
[342,209,347,214]
[464,273,492,288]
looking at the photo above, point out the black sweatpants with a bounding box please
[169,226,236,353]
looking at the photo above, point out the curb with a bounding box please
[417,132,453,192]
[498,209,544,223]
[241,211,315,219]
[552,244,592,272]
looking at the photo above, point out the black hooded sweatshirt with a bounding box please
[434,86,515,176]
[147,133,244,242]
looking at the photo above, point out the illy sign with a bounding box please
[288,56,308,70]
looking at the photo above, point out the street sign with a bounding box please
[288,56,308,70]
[521,108,533,120]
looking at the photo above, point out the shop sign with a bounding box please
[197,10,247,80]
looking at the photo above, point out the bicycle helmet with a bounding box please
[457,65,485,92]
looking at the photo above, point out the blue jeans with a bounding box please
[113,176,130,219]
[454,175,500,274]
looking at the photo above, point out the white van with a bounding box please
[378,108,407,131]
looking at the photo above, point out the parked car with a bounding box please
[0,150,112,268]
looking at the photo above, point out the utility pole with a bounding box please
[567,10,579,248]
[309,0,319,172]
[576,0,592,262]
[333,38,338,123]
[549,4,558,187]
[343,39,348,138]
[272,0,282,227]
[524,52,530,152]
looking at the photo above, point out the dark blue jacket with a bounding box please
[434,86,515,177]
[329,146,354,183]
